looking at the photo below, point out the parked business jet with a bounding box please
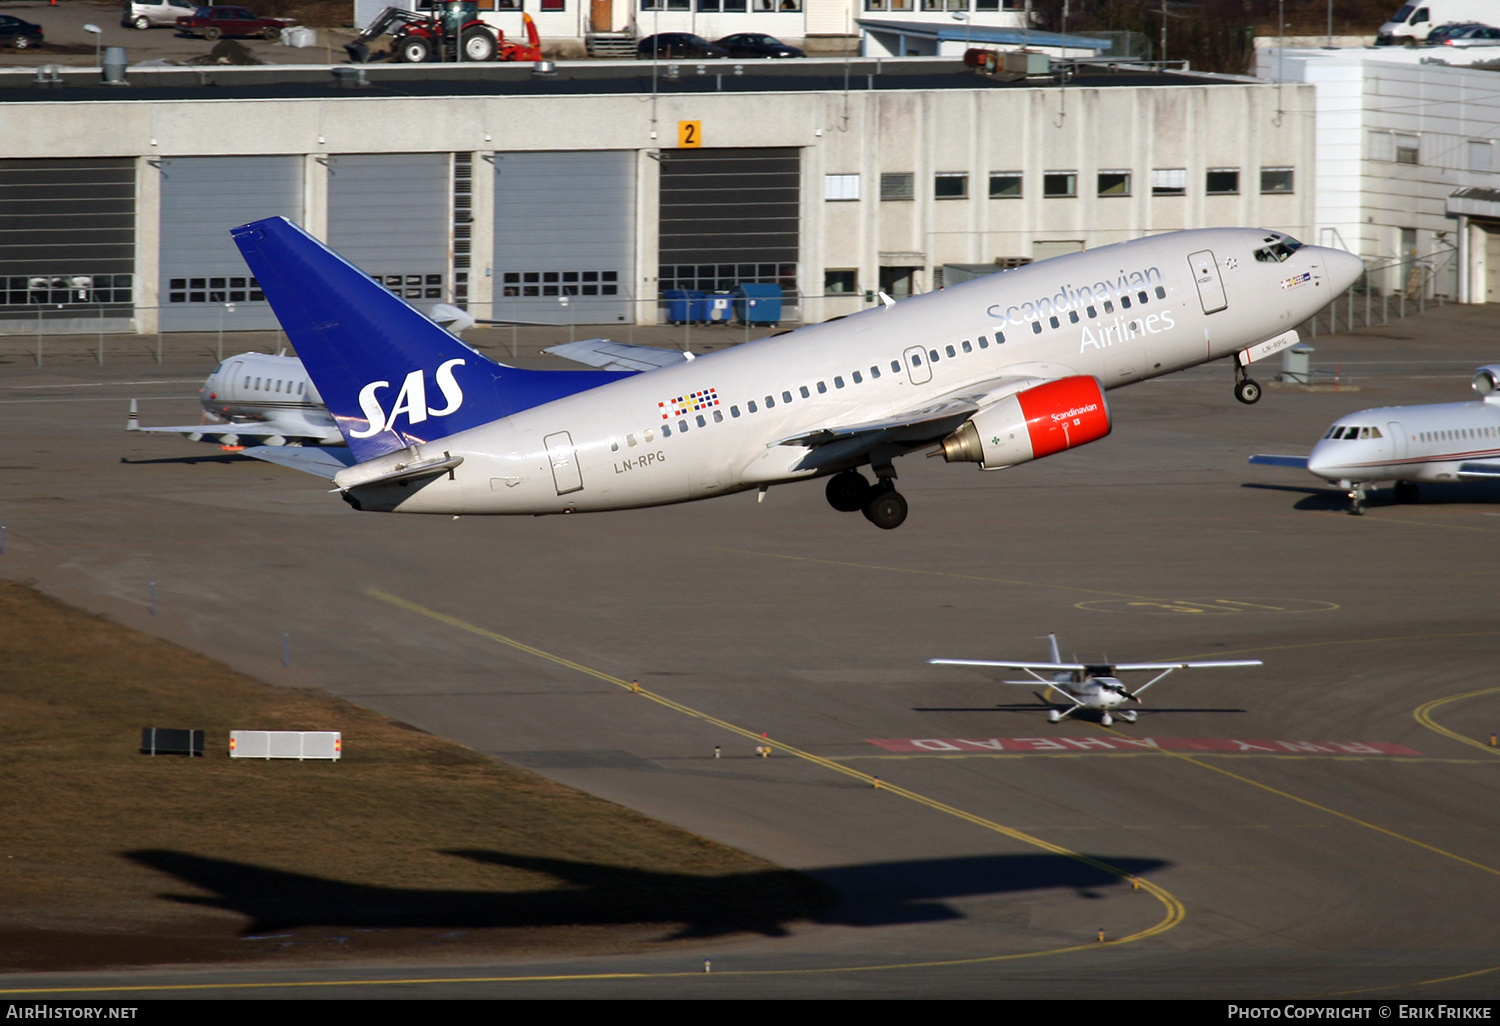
[1249,365,1500,514]
[931,634,1262,725]
[228,217,1362,529]
[127,351,342,448]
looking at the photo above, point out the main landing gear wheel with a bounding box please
[825,470,872,513]
[1234,378,1262,405]
[1047,709,1062,724]
[1119,710,1137,724]
[862,484,908,530]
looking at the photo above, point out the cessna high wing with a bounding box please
[127,351,341,448]
[228,217,1362,529]
[1249,365,1500,514]
[931,635,1262,726]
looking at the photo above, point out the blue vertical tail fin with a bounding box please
[231,217,630,462]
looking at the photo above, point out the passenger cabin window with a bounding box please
[799,386,810,398]
[628,433,638,446]
[610,440,620,452]
[852,371,862,383]
[713,410,723,422]
[783,391,793,403]
[645,428,655,441]
[696,415,706,427]
[945,345,956,358]
[731,406,741,418]
[816,382,827,394]
[962,340,972,353]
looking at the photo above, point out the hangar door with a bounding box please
[1486,225,1500,302]
[327,153,451,307]
[493,151,636,325]
[0,158,135,331]
[658,148,799,310]
[159,156,302,332]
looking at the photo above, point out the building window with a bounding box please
[989,172,1022,198]
[1260,167,1294,193]
[921,0,966,9]
[539,0,563,8]
[1395,134,1419,164]
[642,0,690,9]
[1205,168,1239,195]
[825,173,860,201]
[881,172,914,200]
[1043,172,1076,197]
[824,269,857,294]
[865,0,916,9]
[934,172,968,199]
[1151,168,1185,196]
[1097,171,1131,197]
[1471,140,1493,172]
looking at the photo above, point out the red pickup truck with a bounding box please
[176,6,295,40]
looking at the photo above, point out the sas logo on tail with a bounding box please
[351,358,465,438]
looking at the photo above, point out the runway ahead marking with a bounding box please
[865,736,1419,756]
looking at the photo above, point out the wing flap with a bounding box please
[774,374,1048,448]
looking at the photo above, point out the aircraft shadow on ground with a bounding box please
[119,454,256,467]
[1241,480,1500,511]
[124,848,1169,938]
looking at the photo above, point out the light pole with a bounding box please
[83,24,102,67]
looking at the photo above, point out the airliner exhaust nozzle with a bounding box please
[941,376,1111,470]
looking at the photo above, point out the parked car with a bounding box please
[1434,22,1500,44]
[176,6,295,41]
[714,33,804,58]
[636,33,729,59]
[123,0,198,30]
[0,14,43,49]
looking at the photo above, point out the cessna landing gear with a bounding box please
[1394,480,1420,504]
[1100,712,1114,726]
[1232,358,1262,405]
[825,470,872,513]
[1047,708,1062,724]
[1118,709,1137,724]
[863,481,908,530]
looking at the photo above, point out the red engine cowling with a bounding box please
[940,375,1111,469]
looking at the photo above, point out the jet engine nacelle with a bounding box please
[940,375,1111,470]
[1473,365,1500,397]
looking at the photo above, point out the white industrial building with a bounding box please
[0,58,1315,334]
[1259,46,1500,302]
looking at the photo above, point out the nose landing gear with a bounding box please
[1233,362,1262,405]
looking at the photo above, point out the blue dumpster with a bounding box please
[663,289,708,325]
[733,283,782,326]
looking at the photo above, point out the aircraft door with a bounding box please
[543,430,584,495]
[903,345,932,385]
[1387,421,1408,460]
[1188,250,1228,314]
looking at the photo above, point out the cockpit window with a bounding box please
[1253,238,1304,263]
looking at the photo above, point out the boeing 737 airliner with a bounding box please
[230,218,1363,529]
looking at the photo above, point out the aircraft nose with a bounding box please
[1320,248,1365,293]
[1307,439,1337,479]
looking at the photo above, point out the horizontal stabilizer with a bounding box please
[1248,454,1310,469]
[543,339,690,373]
[1458,462,1500,479]
[242,445,358,479]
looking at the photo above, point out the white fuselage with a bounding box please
[1307,399,1500,485]
[345,229,1362,515]
[201,352,340,444]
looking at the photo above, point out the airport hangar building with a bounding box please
[0,58,1315,334]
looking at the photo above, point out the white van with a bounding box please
[1377,0,1500,43]
[121,0,198,30]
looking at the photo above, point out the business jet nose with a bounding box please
[1320,248,1365,293]
[1306,440,1338,479]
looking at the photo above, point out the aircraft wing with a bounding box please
[931,659,1088,671]
[542,339,691,373]
[1458,462,1500,479]
[774,375,1048,448]
[1248,454,1310,469]
[241,445,358,479]
[931,658,1261,670]
[130,422,313,443]
[1110,660,1263,670]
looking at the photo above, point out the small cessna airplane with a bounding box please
[226,217,1362,529]
[930,635,1262,725]
[1249,364,1500,514]
[127,351,341,448]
